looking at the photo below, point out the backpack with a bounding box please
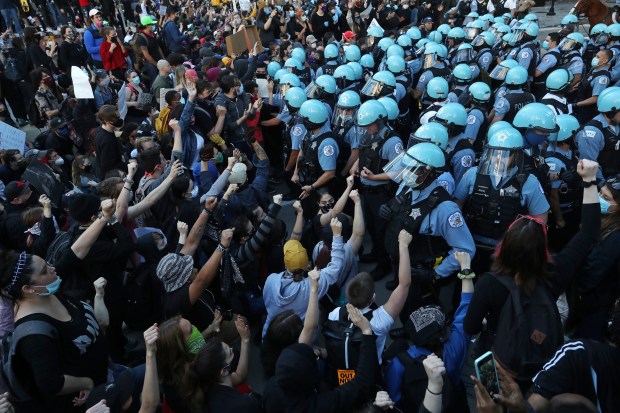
[130,33,148,70]
[395,351,455,413]
[27,92,49,129]
[123,263,163,331]
[45,231,72,265]
[155,105,172,141]
[0,320,57,401]
[491,273,564,381]
[3,54,20,81]
[32,131,47,150]
[323,305,375,388]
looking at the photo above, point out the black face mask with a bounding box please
[320,203,334,213]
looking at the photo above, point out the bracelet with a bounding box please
[310,184,315,191]
[217,243,228,253]
[426,387,441,396]
[579,179,597,188]
[123,185,132,191]
[97,211,111,221]
[458,268,476,279]
[123,177,134,185]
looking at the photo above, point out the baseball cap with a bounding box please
[156,253,194,293]
[343,30,356,41]
[4,181,30,202]
[228,163,247,185]
[140,15,158,26]
[49,117,67,129]
[404,305,446,346]
[88,8,101,17]
[283,240,308,271]
[422,17,433,23]
[306,34,318,44]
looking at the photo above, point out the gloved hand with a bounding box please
[411,267,438,283]
[559,168,580,184]
[379,204,393,220]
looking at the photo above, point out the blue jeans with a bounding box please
[1,8,21,34]
[46,3,65,28]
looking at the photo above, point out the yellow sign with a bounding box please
[337,369,356,386]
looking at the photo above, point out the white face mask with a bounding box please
[301,15,307,21]
[54,157,65,166]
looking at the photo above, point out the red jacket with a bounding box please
[99,41,128,71]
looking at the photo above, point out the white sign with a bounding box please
[0,121,26,151]
[160,88,176,110]
[368,18,384,32]
[71,66,94,99]
[118,82,128,120]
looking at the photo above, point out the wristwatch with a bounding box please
[458,268,476,280]
[122,177,134,185]
[579,180,597,188]
[107,215,119,226]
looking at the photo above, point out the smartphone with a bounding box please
[474,351,500,396]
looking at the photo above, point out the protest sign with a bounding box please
[0,121,26,151]
[71,66,94,99]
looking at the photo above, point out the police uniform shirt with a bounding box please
[575,114,619,180]
[516,41,536,73]
[395,77,408,102]
[315,61,339,79]
[323,102,334,127]
[395,180,476,277]
[545,146,573,191]
[447,86,468,103]
[493,89,524,118]
[477,50,493,72]
[536,47,561,74]
[407,59,423,76]
[610,41,620,82]
[290,124,307,151]
[494,85,509,102]
[464,108,486,142]
[591,67,611,96]
[447,135,476,186]
[304,123,340,171]
[567,55,585,79]
[360,135,404,186]
[277,105,293,123]
[416,62,448,96]
[454,166,551,245]
[344,127,358,149]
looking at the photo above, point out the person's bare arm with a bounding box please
[115,160,138,221]
[179,197,216,256]
[343,148,360,177]
[383,230,413,319]
[188,229,233,304]
[231,316,251,385]
[290,201,304,241]
[140,45,157,66]
[71,200,116,259]
[299,268,320,344]
[126,161,183,221]
[138,324,160,413]
[348,189,364,254]
[320,175,354,226]
[92,278,109,328]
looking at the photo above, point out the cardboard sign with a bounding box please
[0,121,26,151]
[118,82,128,120]
[337,369,356,385]
[368,18,383,33]
[22,161,64,208]
[159,6,167,15]
[159,88,176,110]
[225,26,264,56]
[137,92,154,109]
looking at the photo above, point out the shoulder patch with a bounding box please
[467,114,476,125]
[482,56,490,63]
[292,126,303,137]
[542,56,552,63]
[585,130,597,138]
[496,99,505,109]
[419,74,426,83]
[521,51,530,59]
[448,211,464,228]
[461,155,473,168]
[395,142,403,154]
[599,76,608,85]
[438,179,450,191]
[323,145,335,156]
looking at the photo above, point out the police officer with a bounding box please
[346,62,364,94]
[420,77,450,125]
[361,70,398,102]
[305,74,338,117]
[352,100,404,280]
[448,63,474,105]
[606,24,620,83]
[533,32,563,100]
[472,31,495,72]
[293,99,340,218]
[583,24,608,68]
[575,87,620,178]
[344,44,362,64]
[284,58,308,89]
[278,87,308,198]
[386,54,414,137]
[454,126,550,273]
[315,43,340,77]
[465,20,485,43]
[544,114,582,250]
[374,37,395,67]
[413,43,451,105]
[559,32,586,93]
[540,68,574,116]
[291,47,315,87]
[505,21,539,79]
[360,54,376,82]
[464,82,492,154]
[489,58,519,102]
[446,27,466,64]
[380,142,475,318]
[452,43,481,80]
[333,91,361,176]
[574,49,613,123]
[434,102,475,185]
[333,65,356,93]
[490,66,535,124]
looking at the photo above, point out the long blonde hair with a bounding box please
[175,65,187,91]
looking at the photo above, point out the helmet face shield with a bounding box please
[465,27,480,41]
[558,37,578,52]
[333,106,358,128]
[594,32,609,46]
[471,35,485,47]
[423,53,437,69]
[305,82,323,99]
[489,64,510,80]
[361,78,385,97]
[478,147,523,178]
[383,152,433,187]
[454,48,474,64]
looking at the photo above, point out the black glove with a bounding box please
[379,203,393,220]
[559,168,580,184]
[411,267,438,283]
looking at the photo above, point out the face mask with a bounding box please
[301,15,307,21]
[235,18,241,25]
[55,157,65,166]
[100,78,110,87]
[238,84,244,94]
[289,10,295,17]
[542,40,549,50]
[57,126,70,136]
[320,202,334,213]
[95,20,103,27]
[133,76,141,85]
[256,73,267,79]
[524,130,547,147]
[67,34,75,40]
[402,4,409,8]
[43,77,54,86]
[330,9,336,14]
[111,34,117,39]
[591,57,600,67]
[186,324,207,354]
[321,5,327,11]
[33,276,62,296]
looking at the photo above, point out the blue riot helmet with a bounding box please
[279,73,301,96]
[324,43,339,60]
[284,87,308,113]
[345,44,361,62]
[545,68,574,93]
[267,61,282,78]
[495,24,512,44]
[561,14,578,26]
[480,13,494,29]
[374,37,395,60]
[406,26,422,41]
[493,17,504,25]
[471,31,495,48]
[463,11,479,25]
[559,32,585,52]
[447,27,466,47]
[489,59,518,81]
[486,120,513,140]
[437,44,448,59]
[426,77,449,100]
[299,99,329,131]
[597,86,620,113]
[284,57,304,74]
[397,35,413,50]
[356,100,389,145]
[383,142,445,187]
[378,96,399,122]
[408,122,449,150]
[502,12,512,24]
[523,12,538,23]
[291,47,306,63]
[502,32,518,47]
[591,23,609,46]
[414,38,431,57]
[478,127,524,178]
[513,103,559,147]
[367,25,384,42]
[386,44,405,59]
[469,82,492,104]
[427,31,443,44]
[454,43,475,64]
[510,21,539,45]
[361,70,396,99]
[548,114,580,143]
[465,20,485,41]
[504,66,528,88]
[605,23,620,40]
[274,68,289,83]
[433,102,468,136]
[452,63,473,85]
[332,90,361,129]
[437,24,451,38]
[347,62,363,81]
[305,74,337,99]
[423,43,444,69]
[360,54,375,69]
[333,65,355,89]
[386,55,406,76]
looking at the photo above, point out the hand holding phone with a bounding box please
[474,351,500,396]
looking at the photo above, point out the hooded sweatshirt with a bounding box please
[262,236,345,337]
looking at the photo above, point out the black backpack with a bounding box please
[45,231,72,265]
[395,351,455,413]
[123,263,163,331]
[27,92,50,129]
[3,54,20,81]
[323,305,375,388]
[491,273,564,381]
[0,320,57,401]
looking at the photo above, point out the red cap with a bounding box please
[343,31,356,40]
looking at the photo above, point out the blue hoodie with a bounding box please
[83,24,104,63]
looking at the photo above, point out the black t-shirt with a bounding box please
[206,384,262,413]
[163,283,216,331]
[94,126,125,178]
[310,12,333,40]
[135,32,163,63]
[532,340,620,412]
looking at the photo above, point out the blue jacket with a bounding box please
[83,25,103,63]
[179,100,198,169]
[385,292,473,404]
[163,19,189,53]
